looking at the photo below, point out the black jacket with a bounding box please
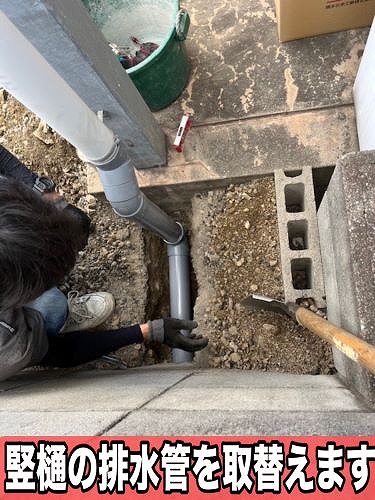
[0,307,48,381]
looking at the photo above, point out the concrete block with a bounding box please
[275,166,326,308]
[318,151,375,406]
[318,196,348,377]
[108,410,375,436]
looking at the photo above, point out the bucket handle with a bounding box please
[175,8,190,41]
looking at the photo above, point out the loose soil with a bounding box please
[192,183,335,374]
[0,92,334,373]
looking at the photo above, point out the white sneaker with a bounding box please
[61,291,115,333]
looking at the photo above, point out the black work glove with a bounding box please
[147,318,208,352]
[62,203,92,250]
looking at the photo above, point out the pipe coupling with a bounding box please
[112,192,145,219]
[89,137,129,171]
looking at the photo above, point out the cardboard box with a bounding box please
[354,17,375,151]
[275,0,375,42]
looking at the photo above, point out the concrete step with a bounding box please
[88,107,359,209]
[1,367,373,436]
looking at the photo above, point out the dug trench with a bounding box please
[1,93,334,374]
[68,186,335,375]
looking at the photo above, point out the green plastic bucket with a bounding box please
[83,0,191,111]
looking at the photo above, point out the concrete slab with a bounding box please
[318,151,375,406]
[146,386,366,412]
[1,367,372,435]
[86,0,363,198]
[0,369,194,413]
[108,409,375,436]
[1,0,372,436]
[154,0,364,187]
[0,371,66,392]
[170,107,358,177]
[157,0,368,127]
[1,411,127,436]
[175,370,346,388]
[154,0,365,190]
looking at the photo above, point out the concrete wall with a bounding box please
[318,151,375,406]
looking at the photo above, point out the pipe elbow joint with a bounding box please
[167,234,189,256]
[92,138,185,245]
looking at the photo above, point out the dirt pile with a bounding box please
[192,180,334,374]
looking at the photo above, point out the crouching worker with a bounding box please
[0,175,208,382]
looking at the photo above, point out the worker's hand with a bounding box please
[148,318,208,352]
[62,203,92,250]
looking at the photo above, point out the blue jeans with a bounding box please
[27,288,69,337]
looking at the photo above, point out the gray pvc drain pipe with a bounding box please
[95,143,193,364]
[168,238,192,363]
[0,12,193,363]
[93,139,183,245]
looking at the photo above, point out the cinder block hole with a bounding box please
[291,258,312,290]
[285,183,305,213]
[284,169,303,178]
[312,165,335,210]
[288,220,309,250]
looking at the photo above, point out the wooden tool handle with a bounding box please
[296,307,375,376]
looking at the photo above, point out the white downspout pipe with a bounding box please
[0,12,192,362]
[0,11,113,163]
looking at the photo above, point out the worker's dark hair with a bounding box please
[0,177,82,310]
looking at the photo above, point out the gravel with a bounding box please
[192,181,335,374]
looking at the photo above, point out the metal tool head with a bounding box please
[241,294,297,319]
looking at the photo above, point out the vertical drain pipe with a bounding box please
[0,12,193,362]
[168,238,192,363]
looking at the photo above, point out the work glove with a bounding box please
[62,203,92,250]
[147,318,208,352]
